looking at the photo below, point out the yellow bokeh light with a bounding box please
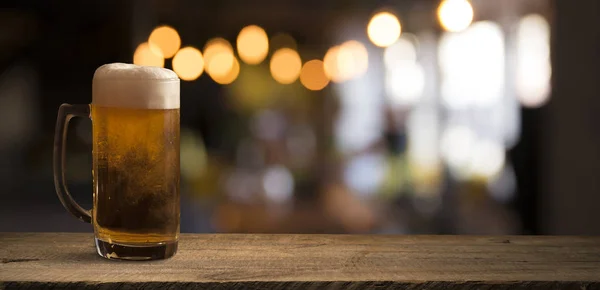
[270,48,302,84]
[300,60,330,91]
[213,56,240,85]
[172,46,204,81]
[270,33,297,51]
[133,42,164,68]
[204,37,235,80]
[438,0,474,32]
[237,25,269,65]
[203,38,235,80]
[148,25,181,58]
[323,40,369,83]
[367,12,401,47]
[323,46,342,82]
[208,51,234,78]
[338,40,369,79]
[203,38,233,62]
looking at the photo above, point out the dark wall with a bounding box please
[541,0,600,234]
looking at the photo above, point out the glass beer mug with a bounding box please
[53,63,180,260]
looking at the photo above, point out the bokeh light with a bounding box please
[338,40,369,79]
[385,61,425,106]
[208,51,235,78]
[133,42,164,68]
[406,107,442,195]
[437,0,474,32]
[439,21,504,109]
[367,12,401,47]
[441,123,505,180]
[270,48,302,84]
[334,67,385,153]
[212,56,240,85]
[384,36,424,107]
[270,33,297,51]
[344,153,386,198]
[237,25,269,65]
[148,25,181,58]
[516,14,551,108]
[324,41,369,83]
[300,59,330,91]
[384,37,417,68]
[172,46,204,81]
[407,107,440,170]
[203,38,235,81]
[469,139,505,179]
[323,46,342,82]
[262,165,294,204]
[203,38,234,61]
[440,125,476,174]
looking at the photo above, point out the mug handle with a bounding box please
[53,104,92,223]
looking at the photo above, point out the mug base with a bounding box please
[95,238,177,260]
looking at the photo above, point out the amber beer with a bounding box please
[53,63,180,260]
[92,106,180,249]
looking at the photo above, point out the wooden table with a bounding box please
[1,233,600,289]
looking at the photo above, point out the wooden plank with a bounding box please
[1,233,600,289]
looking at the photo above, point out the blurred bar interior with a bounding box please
[1,0,599,235]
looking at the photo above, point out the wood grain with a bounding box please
[1,233,600,289]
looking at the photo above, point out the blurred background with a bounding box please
[1,0,598,235]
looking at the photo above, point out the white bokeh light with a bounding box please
[367,12,401,47]
[516,14,551,108]
[437,0,474,32]
[384,37,417,67]
[344,153,386,198]
[337,40,369,80]
[334,41,384,154]
[468,139,505,178]
[407,107,440,169]
[262,165,294,203]
[384,36,425,107]
[440,125,476,171]
[385,61,425,107]
[439,21,505,109]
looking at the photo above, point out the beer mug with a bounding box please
[53,63,180,260]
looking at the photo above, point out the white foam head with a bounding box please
[92,63,180,109]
